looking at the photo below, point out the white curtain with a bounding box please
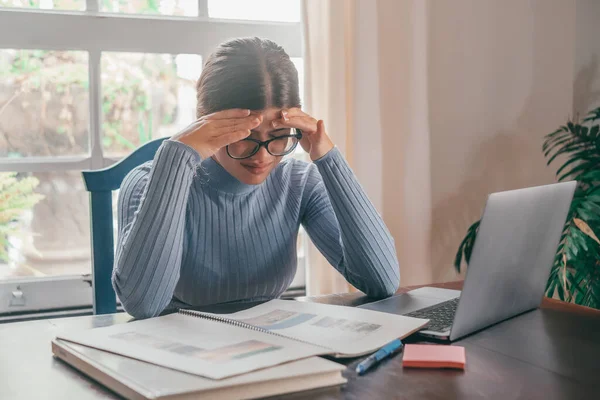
[302,0,356,295]
[302,0,434,295]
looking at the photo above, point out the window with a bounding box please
[0,0,85,11]
[208,0,301,22]
[0,0,304,316]
[101,0,197,16]
[101,52,202,157]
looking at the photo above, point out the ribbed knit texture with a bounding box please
[114,140,400,319]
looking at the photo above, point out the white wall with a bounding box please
[428,0,575,282]
[352,0,582,285]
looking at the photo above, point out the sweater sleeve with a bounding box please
[113,140,201,319]
[301,147,400,297]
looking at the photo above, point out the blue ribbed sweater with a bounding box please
[114,140,400,319]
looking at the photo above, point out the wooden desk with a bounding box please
[1,281,599,400]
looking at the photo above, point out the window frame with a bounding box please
[0,0,305,316]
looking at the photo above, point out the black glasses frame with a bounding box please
[226,129,303,160]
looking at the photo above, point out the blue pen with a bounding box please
[355,339,404,375]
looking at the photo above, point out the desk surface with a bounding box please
[1,281,599,400]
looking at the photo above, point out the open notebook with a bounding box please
[56,299,428,379]
[52,339,346,400]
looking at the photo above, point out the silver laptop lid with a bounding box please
[449,181,576,341]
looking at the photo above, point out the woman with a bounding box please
[115,37,400,319]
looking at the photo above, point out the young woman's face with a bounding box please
[213,107,291,185]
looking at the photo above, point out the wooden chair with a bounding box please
[82,138,167,314]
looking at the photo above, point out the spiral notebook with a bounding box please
[56,299,428,380]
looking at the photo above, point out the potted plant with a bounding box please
[455,107,600,309]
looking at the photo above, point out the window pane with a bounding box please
[0,50,89,158]
[208,0,300,22]
[290,225,306,287]
[101,52,201,157]
[0,171,90,281]
[100,0,197,16]
[0,0,84,10]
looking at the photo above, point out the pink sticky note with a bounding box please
[402,344,466,369]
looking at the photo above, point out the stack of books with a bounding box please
[52,299,428,399]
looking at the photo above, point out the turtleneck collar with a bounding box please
[198,156,261,194]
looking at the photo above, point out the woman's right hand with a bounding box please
[172,109,262,159]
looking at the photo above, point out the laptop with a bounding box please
[359,181,577,342]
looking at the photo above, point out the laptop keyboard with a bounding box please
[404,298,459,332]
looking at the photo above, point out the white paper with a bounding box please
[56,313,330,380]
[191,300,428,357]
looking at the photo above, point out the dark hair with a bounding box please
[196,37,301,117]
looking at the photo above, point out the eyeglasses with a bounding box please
[226,129,302,160]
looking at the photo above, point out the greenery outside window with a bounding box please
[0,0,304,319]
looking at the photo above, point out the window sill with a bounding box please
[0,286,306,323]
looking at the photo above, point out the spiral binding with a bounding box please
[177,308,326,350]
[178,309,271,333]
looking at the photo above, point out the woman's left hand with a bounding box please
[271,108,334,161]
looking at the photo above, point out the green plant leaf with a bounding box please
[453,220,480,273]
[570,227,589,252]
[584,194,600,203]
[547,138,598,161]
[580,201,600,217]
[543,131,570,146]
[573,218,600,246]
[559,161,600,181]
[543,126,567,141]
[583,107,600,122]
[577,170,600,183]
[546,144,583,166]
[576,208,599,222]
[543,128,569,142]
[555,274,566,301]
[554,149,597,177]
[543,137,574,157]
[0,172,44,260]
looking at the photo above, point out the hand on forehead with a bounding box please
[249,108,287,131]
[250,108,281,118]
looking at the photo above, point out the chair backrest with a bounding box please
[82,137,167,314]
